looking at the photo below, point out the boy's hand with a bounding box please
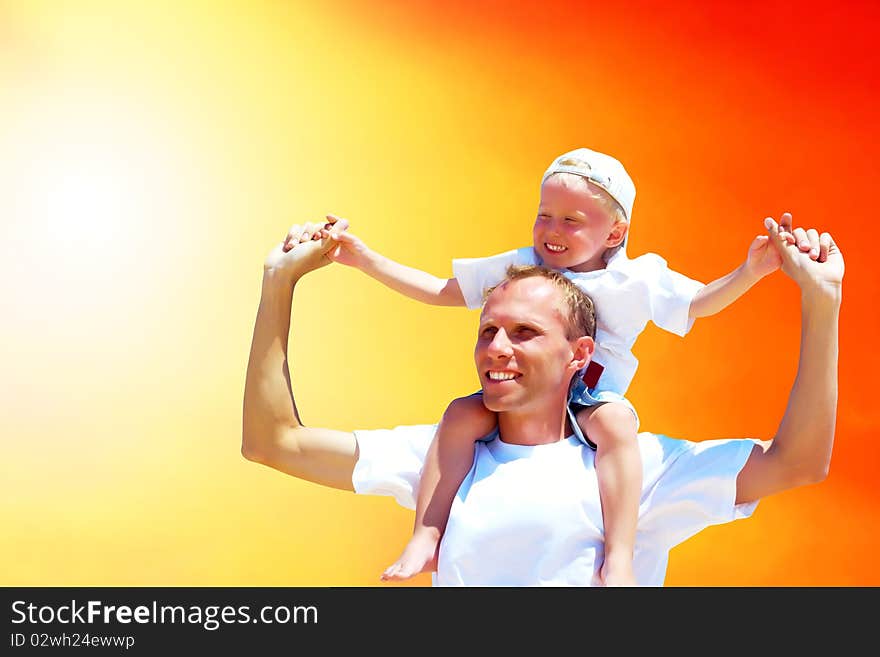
[323,214,374,270]
[744,211,797,279]
[264,216,350,280]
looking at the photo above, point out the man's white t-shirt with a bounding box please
[352,424,759,586]
[453,247,704,395]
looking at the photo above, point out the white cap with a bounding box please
[541,147,636,221]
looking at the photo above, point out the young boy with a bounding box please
[288,147,786,585]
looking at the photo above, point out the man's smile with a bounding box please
[486,369,521,382]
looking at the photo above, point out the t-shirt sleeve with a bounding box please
[637,435,760,551]
[452,247,537,310]
[351,424,437,510]
[639,255,705,336]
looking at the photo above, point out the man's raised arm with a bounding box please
[735,217,844,504]
[241,222,359,491]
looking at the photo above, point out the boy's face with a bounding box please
[532,174,625,273]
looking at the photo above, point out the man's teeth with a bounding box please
[488,371,517,381]
[545,243,566,252]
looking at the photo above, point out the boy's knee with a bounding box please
[579,402,637,443]
[443,394,497,436]
[445,394,491,422]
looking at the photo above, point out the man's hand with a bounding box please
[264,217,349,281]
[278,213,374,271]
[281,214,348,252]
[764,215,843,296]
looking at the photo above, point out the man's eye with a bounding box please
[481,327,497,338]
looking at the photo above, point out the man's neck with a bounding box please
[496,405,572,446]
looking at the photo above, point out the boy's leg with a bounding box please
[381,394,497,581]
[576,401,641,586]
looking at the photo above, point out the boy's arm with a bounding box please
[687,261,766,319]
[688,213,795,320]
[322,215,466,307]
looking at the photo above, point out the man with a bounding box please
[242,217,842,586]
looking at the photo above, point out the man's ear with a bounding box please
[571,336,595,371]
[605,220,628,249]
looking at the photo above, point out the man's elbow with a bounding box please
[241,425,277,465]
[241,424,304,470]
[805,461,831,486]
[783,459,831,489]
[767,434,833,489]
[241,429,265,464]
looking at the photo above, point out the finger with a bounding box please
[747,234,767,256]
[818,232,832,263]
[779,212,793,234]
[325,243,342,261]
[298,221,322,243]
[764,217,798,262]
[318,223,339,240]
[792,227,810,252]
[330,230,356,243]
[325,215,350,236]
[283,224,303,251]
[806,228,820,259]
[764,217,794,246]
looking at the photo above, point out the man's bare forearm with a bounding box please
[768,289,840,481]
[242,269,301,459]
[241,233,361,490]
[735,219,842,504]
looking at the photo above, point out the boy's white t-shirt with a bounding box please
[452,247,705,396]
[352,424,759,586]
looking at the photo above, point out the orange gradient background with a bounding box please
[1,0,877,586]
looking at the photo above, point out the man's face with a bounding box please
[475,277,589,414]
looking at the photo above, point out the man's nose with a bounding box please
[487,328,513,357]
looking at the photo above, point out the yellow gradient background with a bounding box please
[2,0,877,586]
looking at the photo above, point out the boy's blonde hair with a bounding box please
[541,147,636,221]
[545,171,627,226]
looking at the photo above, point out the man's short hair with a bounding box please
[484,265,596,340]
